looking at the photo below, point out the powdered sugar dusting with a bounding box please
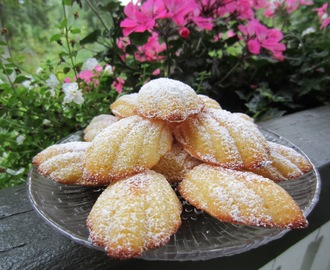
[87,170,181,258]
[38,151,87,185]
[83,116,172,184]
[207,108,270,169]
[179,164,307,228]
[269,142,312,173]
[174,110,243,168]
[110,93,139,118]
[33,141,91,166]
[137,78,204,122]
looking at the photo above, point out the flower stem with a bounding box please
[62,4,78,78]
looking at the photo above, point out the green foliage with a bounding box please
[0,1,120,188]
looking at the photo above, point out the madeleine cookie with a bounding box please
[37,151,95,185]
[250,142,312,182]
[174,109,270,169]
[152,141,201,183]
[32,141,91,166]
[83,115,173,185]
[87,170,182,259]
[32,142,95,185]
[84,114,118,142]
[137,78,204,122]
[178,164,307,228]
[110,93,139,118]
[198,94,222,109]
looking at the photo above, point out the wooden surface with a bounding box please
[1,105,330,270]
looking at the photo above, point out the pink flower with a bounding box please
[78,70,94,84]
[265,0,313,18]
[63,77,71,83]
[135,32,166,62]
[313,3,330,29]
[179,27,190,38]
[94,65,103,73]
[321,17,330,29]
[112,77,125,93]
[239,19,286,61]
[120,2,155,36]
[141,0,167,21]
[313,3,328,17]
[162,0,197,26]
[249,0,267,9]
[186,4,213,30]
[218,0,254,20]
[152,68,161,75]
[120,0,167,36]
[247,39,261,54]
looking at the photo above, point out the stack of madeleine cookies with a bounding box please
[32,78,313,259]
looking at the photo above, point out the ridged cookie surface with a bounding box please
[83,115,173,185]
[87,170,182,259]
[32,142,94,185]
[137,78,204,122]
[178,164,307,228]
[152,141,201,183]
[110,93,139,118]
[32,141,91,166]
[250,142,313,182]
[174,109,270,169]
[84,114,118,142]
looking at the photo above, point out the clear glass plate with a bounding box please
[27,128,321,261]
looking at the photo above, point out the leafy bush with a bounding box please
[1,0,329,188]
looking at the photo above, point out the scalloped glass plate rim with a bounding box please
[27,127,321,261]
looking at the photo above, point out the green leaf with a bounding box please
[79,30,101,45]
[129,31,151,46]
[14,76,31,84]
[50,34,62,42]
[62,0,71,6]
[70,28,81,34]
[60,19,68,29]
[63,67,71,74]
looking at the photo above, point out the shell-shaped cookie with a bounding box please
[110,93,139,118]
[178,164,308,229]
[32,142,94,185]
[198,94,222,109]
[83,115,173,184]
[32,142,91,166]
[152,141,201,183]
[87,170,182,259]
[84,114,118,142]
[233,112,254,122]
[250,142,312,182]
[269,142,312,173]
[37,151,95,185]
[174,110,243,168]
[207,109,270,169]
[137,78,204,122]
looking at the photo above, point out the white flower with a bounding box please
[104,65,113,75]
[46,73,60,97]
[62,82,84,105]
[42,119,51,126]
[22,75,34,90]
[82,58,99,71]
[302,27,316,37]
[321,13,328,20]
[16,135,26,145]
[36,67,43,75]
